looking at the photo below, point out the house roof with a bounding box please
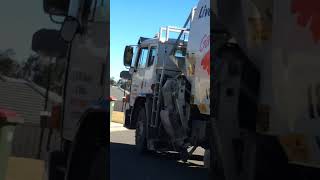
[0,76,61,124]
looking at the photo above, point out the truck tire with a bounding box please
[65,109,107,180]
[255,135,290,180]
[204,149,210,168]
[47,151,66,180]
[135,106,148,153]
[88,145,107,180]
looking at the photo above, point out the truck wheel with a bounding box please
[204,149,210,168]
[135,106,148,153]
[255,135,290,180]
[47,151,66,180]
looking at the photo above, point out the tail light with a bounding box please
[108,96,117,101]
[50,104,61,129]
[123,94,130,102]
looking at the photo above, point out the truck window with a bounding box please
[138,47,148,69]
[147,46,157,67]
[89,0,107,22]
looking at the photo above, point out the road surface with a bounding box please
[110,122,209,180]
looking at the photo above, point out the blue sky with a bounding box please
[110,0,198,80]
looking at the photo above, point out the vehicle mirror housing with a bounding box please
[43,0,70,16]
[120,71,131,80]
[123,46,133,67]
[129,67,135,74]
[60,16,80,43]
[32,29,68,58]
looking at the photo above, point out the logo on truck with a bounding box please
[201,51,210,75]
[198,4,211,19]
[292,0,320,42]
[200,34,210,75]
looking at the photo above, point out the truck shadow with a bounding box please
[110,142,208,180]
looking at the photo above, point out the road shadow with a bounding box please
[110,142,209,180]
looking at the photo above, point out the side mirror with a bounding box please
[120,71,131,80]
[60,16,80,43]
[123,46,133,67]
[32,29,68,57]
[129,67,135,74]
[43,0,70,16]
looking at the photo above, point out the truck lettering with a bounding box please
[73,85,88,96]
[71,70,93,83]
[198,5,211,19]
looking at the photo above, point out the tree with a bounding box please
[110,77,116,86]
[118,79,130,91]
[17,54,39,79]
[19,54,67,95]
[0,49,19,77]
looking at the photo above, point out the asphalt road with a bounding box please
[110,123,209,180]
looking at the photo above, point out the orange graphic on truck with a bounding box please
[199,34,210,75]
[201,50,210,75]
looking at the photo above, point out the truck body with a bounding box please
[122,0,210,160]
[38,0,109,180]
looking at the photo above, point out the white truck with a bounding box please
[33,0,108,180]
[123,0,320,179]
[121,0,210,162]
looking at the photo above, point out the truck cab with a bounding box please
[122,26,189,129]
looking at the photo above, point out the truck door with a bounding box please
[62,0,108,141]
[129,46,149,106]
[142,45,157,94]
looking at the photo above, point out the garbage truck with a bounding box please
[122,0,320,179]
[121,0,210,162]
[33,0,109,180]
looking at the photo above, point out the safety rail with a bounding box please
[158,26,190,42]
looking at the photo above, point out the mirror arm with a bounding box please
[88,0,98,22]
[50,15,64,24]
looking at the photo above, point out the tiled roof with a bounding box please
[0,76,61,124]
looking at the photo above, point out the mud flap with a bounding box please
[47,151,66,180]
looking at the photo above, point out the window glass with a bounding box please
[89,0,107,22]
[138,47,148,69]
[130,46,138,67]
[148,47,157,67]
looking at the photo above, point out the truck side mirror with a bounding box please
[60,16,80,43]
[120,71,131,80]
[43,0,70,16]
[123,46,133,67]
[32,29,68,57]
